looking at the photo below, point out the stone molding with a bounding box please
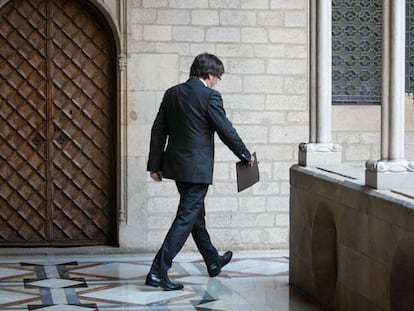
[298,143,342,167]
[366,159,414,189]
[94,0,128,222]
[299,142,342,153]
[366,159,414,173]
[290,164,414,310]
[116,1,128,222]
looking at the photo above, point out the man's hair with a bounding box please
[189,53,225,79]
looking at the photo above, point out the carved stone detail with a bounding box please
[299,142,342,153]
[119,54,127,70]
[366,159,414,173]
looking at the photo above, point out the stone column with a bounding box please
[299,0,341,166]
[366,0,414,189]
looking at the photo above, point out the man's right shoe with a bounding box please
[145,273,184,291]
[207,250,233,277]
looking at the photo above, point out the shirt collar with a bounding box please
[199,78,208,87]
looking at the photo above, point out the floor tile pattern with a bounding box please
[0,252,320,310]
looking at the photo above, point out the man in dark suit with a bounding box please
[146,53,254,290]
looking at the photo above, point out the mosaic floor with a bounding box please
[0,250,320,310]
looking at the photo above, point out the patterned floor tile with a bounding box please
[223,259,288,276]
[0,252,320,310]
[70,262,148,279]
[25,278,86,289]
[0,289,38,305]
[0,267,32,279]
[27,304,97,311]
[79,284,197,305]
[194,299,230,310]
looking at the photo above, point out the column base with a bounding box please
[298,143,342,167]
[365,159,414,189]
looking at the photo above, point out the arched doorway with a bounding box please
[0,0,118,246]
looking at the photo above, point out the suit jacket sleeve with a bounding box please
[147,99,168,172]
[207,90,251,163]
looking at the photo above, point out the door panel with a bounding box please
[0,0,49,244]
[0,0,117,246]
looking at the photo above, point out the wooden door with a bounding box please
[0,0,117,246]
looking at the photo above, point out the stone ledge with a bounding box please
[290,164,414,310]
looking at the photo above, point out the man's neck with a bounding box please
[199,78,208,87]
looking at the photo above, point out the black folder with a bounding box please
[236,152,259,192]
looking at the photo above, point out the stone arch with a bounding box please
[83,0,123,54]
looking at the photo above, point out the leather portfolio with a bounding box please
[236,152,259,192]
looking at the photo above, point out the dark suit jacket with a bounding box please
[147,78,251,184]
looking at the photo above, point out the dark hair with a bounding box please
[189,53,225,79]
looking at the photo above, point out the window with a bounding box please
[333,0,414,104]
[332,0,382,104]
[407,1,414,94]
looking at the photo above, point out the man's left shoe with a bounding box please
[145,273,184,290]
[207,250,233,277]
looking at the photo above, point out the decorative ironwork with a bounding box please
[406,1,414,94]
[333,0,414,103]
[332,0,382,104]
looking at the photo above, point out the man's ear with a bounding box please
[205,74,214,87]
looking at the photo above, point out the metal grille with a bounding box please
[333,0,414,104]
[332,0,382,104]
[0,0,116,246]
[406,1,414,94]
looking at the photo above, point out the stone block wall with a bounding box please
[98,0,414,252]
[119,0,309,250]
[290,164,414,310]
[332,95,414,164]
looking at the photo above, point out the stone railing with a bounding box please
[290,164,414,310]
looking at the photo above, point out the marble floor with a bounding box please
[0,250,320,311]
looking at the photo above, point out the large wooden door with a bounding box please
[0,0,117,246]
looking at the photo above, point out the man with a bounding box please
[146,53,254,291]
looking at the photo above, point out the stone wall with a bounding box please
[96,0,414,252]
[119,0,309,250]
[332,97,414,164]
[290,164,414,310]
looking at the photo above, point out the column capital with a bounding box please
[365,159,414,189]
[366,159,414,173]
[298,143,342,167]
[299,142,341,153]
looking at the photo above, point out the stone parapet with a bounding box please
[290,164,414,310]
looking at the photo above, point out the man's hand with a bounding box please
[248,155,255,167]
[150,171,163,182]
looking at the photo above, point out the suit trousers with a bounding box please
[150,181,219,277]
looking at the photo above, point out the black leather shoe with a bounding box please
[208,250,233,277]
[145,273,184,291]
